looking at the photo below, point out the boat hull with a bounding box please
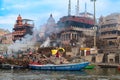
[29,62,89,71]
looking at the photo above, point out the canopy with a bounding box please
[58,48,65,52]
[80,48,90,50]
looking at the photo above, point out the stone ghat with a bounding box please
[98,63,119,68]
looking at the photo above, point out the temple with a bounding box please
[12,14,34,42]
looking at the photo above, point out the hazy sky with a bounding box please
[0,0,120,31]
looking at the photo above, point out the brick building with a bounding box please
[99,13,120,53]
[57,12,94,47]
[99,13,120,63]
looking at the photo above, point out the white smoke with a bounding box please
[7,33,36,54]
[40,37,50,47]
[38,15,57,48]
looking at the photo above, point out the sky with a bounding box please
[0,0,120,32]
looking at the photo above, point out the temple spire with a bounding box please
[17,14,22,20]
[50,14,52,17]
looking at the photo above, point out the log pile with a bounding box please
[0,46,76,69]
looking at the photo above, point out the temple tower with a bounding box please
[12,14,34,42]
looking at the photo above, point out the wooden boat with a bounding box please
[84,64,95,69]
[29,62,89,71]
[0,63,27,69]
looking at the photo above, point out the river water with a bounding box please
[0,68,120,80]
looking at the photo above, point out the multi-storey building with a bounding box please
[0,29,10,43]
[1,33,13,44]
[0,29,10,37]
[0,29,11,53]
[99,13,120,53]
[57,12,94,47]
[12,15,34,42]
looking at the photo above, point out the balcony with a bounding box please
[100,34,118,39]
[100,27,117,32]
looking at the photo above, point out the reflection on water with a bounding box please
[0,68,120,80]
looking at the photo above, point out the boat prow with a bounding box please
[84,64,95,69]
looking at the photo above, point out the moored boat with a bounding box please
[29,62,89,71]
[84,64,95,69]
[0,63,27,69]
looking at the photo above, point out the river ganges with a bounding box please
[0,68,120,80]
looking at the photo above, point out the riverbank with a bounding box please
[0,58,119,70]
